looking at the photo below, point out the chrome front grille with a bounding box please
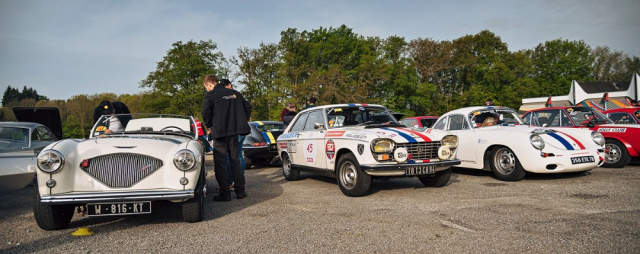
[392,141,440,160]
[82,153,163,188]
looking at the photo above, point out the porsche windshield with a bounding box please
[469,108,525,128]
[326,106,403,128]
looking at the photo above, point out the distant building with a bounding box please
[519,73,639,112]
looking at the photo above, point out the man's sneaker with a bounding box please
[213,195,231,202]
[236,191,247,199]
[229,182,235,191]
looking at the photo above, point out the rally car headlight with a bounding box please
[591,131,605,146]
[441,135,459,149]
[37,150,65,173]
[371,139,394,153]
[530,135,545,150]
[174,149,196,171]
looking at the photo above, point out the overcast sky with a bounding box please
[1,0,638,101]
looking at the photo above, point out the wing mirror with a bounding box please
[314,123,325,132]
[587,119,597,128]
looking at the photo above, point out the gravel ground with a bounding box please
[1,158,639,254]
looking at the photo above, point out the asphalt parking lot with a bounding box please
[1,159,639,253]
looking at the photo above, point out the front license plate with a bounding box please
[87,202,151,216]
[571,156,595,164]
[405,166,436,176]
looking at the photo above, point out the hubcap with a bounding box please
[605,143,621,164]
[340,162,357,189]
[283,156,291,175]
[494,148,516,175]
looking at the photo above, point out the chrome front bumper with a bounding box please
[39,190,194,204]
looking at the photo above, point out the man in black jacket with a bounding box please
[201,75,252,201]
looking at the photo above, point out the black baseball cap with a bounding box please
[99,101,114,114]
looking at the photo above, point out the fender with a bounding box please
[609,137,639,157]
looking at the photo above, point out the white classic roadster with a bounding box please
[33,114,206,230]
[430,106,606,181]
[277,104,461,197]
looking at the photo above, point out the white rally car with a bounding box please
[277,104,461,197]
[33,114,206,230]
[430,106,606,181]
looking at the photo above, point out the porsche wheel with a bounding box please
[33,186,74,230]
[603,139,631,168]
[490,146,526,181]
[337,153,371,197]
[183,162,206,223]
[418,168,452,187]
[282,153,299,181]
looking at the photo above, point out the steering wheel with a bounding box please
[160,126,185,132]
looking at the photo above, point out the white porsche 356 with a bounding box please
[33,114,206,230]
[277,104,461,197]
[430,106,606,181]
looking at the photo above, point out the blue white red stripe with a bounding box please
[554,131,585,149]
[381,128,417,143]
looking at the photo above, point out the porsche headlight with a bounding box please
[530,134,545,150]
[591,131,605,146]
[37,150,65,173]
[174,149,196,171]
[371,139,394,153]
[441,135,459,149]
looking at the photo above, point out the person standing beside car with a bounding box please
[220,79,246,190]
[201,75,252,201]
[283,104,298,126]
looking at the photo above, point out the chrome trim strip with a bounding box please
[40,190,194,204]
[361,160,461,176]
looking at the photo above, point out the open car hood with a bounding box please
[12,107,63,140]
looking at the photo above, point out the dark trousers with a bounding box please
[213,135,245,196]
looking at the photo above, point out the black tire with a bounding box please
[418,168,452,187]
[282,153,299,181]
[33,185,74,230]
[603,139,631,168]
[183,162,206,223]
[489,146,526,181]
[336,153,371,197]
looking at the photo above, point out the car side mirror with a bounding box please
[587,119,596,128]
[314,123,325,132]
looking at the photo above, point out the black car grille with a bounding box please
[392,141,441,160]
[82,153,163,188]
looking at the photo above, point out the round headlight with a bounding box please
[530,135,545,150]
[591,131,605,146]
[37,150,65,173]
[174,150,196,171]
[371,139,394,153]
[441,135,459,149]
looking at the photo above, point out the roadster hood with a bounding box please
[76,136,191,159]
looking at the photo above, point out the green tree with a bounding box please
[530,39,593,96]
[2,86,20,106]
[591,45,630,81]
[139,40,228,116]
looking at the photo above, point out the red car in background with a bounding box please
[603,107,640,124]
[400,116,439,130]
[523,106,640,168]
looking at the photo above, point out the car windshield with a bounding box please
[566,107,613,125]
[255,123,285,132]
[0,126,30,151]
[91,114,197,139]
[327,106,403,128]
[469,108,525,128]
